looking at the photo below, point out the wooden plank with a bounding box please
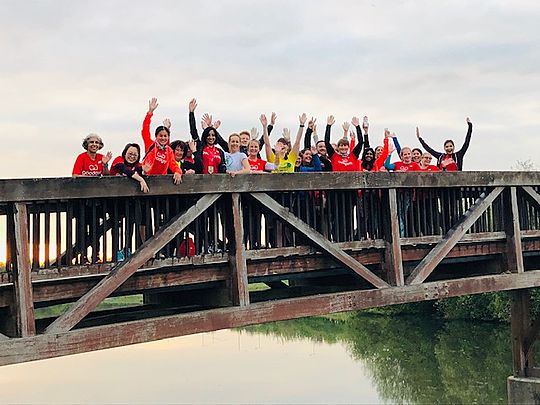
[13,203,36,337]
[44,193,221,334]
[524,310,540,359]
[505,187,524,273]
[3,172,540,203]
[406,187,504,285]
[230,193,249,306]
[511,290,532,377]
[384,189,404,286]
[4,270,540,366]
[523,186,540,209]
[250,192,390,289]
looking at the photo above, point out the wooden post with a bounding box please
[13,203,36,337]
[229,194,250,306]
[384,189,404,286]
[511,289,533,377]
[505,187,524,273]
[45,193,221,334]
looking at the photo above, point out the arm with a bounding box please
[304,117,315,149]
[188,98,199,141]
[291,113,307,156]
[142,97,158,152]
[416,127,442,158]
[102,152,112,175]
[456,118,473,158]
[392,134,402,155]
[384,154,396,171]
[214,129,229,152]
[260,114,273,162]
[374,136,391,171]
[324,115,336,158]
[131,172,149,193]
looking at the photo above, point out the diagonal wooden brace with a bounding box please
[45,193,221,334]
[250,192,389,289]
[406,187,503,285]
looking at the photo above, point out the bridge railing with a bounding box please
[1,171,540,280]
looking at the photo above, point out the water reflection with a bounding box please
[244,313,512,404]
[0,313,513,404]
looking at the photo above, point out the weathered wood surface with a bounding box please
[511,290,532,377]
[505,187,524,273]
[13,203,35,337]
[3,270,540,366]
[2,172,540,202]
[45,193,221,334]
[384,188,404,286]
[230,194,249,306]
[250,192,390,288]
[406,187,503,285]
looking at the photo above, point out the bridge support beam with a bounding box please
[508,377,540,404]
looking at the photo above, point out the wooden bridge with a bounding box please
[1,172,540,382]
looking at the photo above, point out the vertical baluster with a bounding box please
[102,199,108,263]
[32,207,40,270]
[66,202,73,265]
[91,200,98,263]
[55,203,62,269]
[44,203,50,268]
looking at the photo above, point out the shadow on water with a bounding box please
[242,313,513,404]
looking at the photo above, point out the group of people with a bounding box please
[72,98,474,193]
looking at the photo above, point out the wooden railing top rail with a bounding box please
[0,171,538,202]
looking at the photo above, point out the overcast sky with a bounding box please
[1,0,539,178]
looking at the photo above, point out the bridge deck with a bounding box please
[1,172,540,366]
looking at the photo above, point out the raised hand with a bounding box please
[466,117,471,124]
[188,98,197,112]
[351,116,360,127]
[202,113,213,128]
[311,145,318,155]
[299,113,307,125]
[148,97,159,113]
[385,129,391,138]
[312,124,319,142]
[283,127,291,140]
[103,151,113,164]
[349,130,355,139]
[188,140,197,153]
[213,120,221,130]
[308,117,317,130]
[260,114,268,127]
[163,118,171,129]
[327,115,335,126]
[201,120,208,130]
[342,121,350,132]
[250,127,259,140]
[270,112,277,125]
[416,127,420,139]
[362,116,369,131]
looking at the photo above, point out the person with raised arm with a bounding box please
[140,97,182,184]
[246,115,277,173]
[297,145,322,172]
[188,98,226,175]
[72,133,112,177]
[359,129,392,172]
[416,118,473,171]
[259,112,277,152]
[110,143,149,192]
[265,113,306,173]
[412,148,423,164]
[304,118,333,172]
[384,145,421,172]
[324,115,363,172]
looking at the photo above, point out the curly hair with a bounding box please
[82,133,104,150]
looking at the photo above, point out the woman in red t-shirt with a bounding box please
[72,133,112,177]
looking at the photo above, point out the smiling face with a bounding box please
[86,137,101,154]
[239,132,250,146]
[375,146,383,159]
[229,134,241,153]
[302,149,313,165]
[421,153,433,167]
[364,150,374,162]
[412,149,422,163]
[400,147,412,164]
[247,140,260,158]
[444,141,455,154]
[156,129,169,146]
[337,142,349,155]
[316,141,327,156]
[206,130,216,145]
[295,155,302,167]
[125,146,139,164]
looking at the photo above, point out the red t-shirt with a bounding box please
[72,152,105,176]
[393,161,421,172]
[440,155,458,171]
[419,165,440,172]
[202,145,222,174]
[331,154,358,172]
[248,158,267,172]
[109,156,142,176]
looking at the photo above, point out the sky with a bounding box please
[1,0,539,178]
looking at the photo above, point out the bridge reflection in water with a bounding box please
[0,172,539,384]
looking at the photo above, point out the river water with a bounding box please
[0,313,511,404]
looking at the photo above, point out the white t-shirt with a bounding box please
[225,151,248,172]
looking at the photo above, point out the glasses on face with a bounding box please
[126,153,138,158]
[88,140,101,145]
